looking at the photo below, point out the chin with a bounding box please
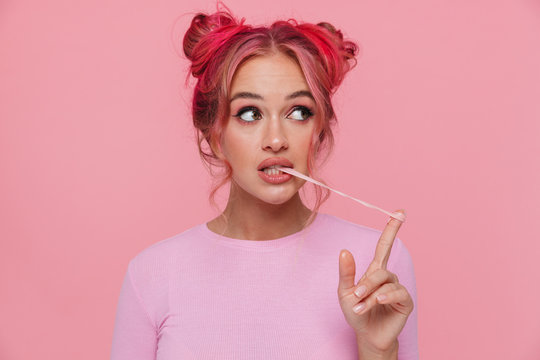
[259,196,291,205]
[256,189,298,205]
[232,177,299,205]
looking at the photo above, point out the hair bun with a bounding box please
[316,22,339,36]
[183,11,237,64]
[316,21,360,61]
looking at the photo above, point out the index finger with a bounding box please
[371,209,406,269]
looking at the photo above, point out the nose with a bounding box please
[262,115,289,152]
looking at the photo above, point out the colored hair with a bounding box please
[179,2,359,229]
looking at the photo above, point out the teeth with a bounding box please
[263,167,282,176]
[260,164,292,176]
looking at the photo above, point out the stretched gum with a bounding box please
[277,166,406,223]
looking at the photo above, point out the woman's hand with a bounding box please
[337,210,414,357]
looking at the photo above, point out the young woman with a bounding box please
[111,5,418,360]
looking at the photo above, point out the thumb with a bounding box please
[338,249,356,292]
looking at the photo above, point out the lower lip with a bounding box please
[258,169,293,184]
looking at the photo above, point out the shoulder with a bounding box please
[126,223,203,280]
[316,213,412,271]
[319,212,382,237]
[316,212,387,249]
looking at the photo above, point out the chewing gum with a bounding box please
[277,166,406,223]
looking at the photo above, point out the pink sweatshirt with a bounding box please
[110,212,418,359]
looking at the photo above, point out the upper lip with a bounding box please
[257,157,294,170]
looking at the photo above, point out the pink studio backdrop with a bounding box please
[1,0,539,359]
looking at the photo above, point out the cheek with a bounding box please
[221,129,252,166]
[221,126,238,158]
[298,126,316,157]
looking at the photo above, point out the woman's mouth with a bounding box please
[260,165,287,175]
[258,165,293,184]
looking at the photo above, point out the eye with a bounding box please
[288,106,314,121]
[233,106,262,123]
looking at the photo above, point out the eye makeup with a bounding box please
[288,106,314,121]
[232,105,315,124]
[232,106,261,123]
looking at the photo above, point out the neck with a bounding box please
[207,181,313,241]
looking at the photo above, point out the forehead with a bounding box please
[230,53,310,94]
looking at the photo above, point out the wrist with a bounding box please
[356,337,398,360]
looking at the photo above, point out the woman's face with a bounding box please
[219,52,317,205]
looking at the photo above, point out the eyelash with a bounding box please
[232,105,314,124]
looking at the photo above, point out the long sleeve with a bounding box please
[110,261,157,360]
[107,213,419,359]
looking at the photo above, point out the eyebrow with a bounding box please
[229,90,315,103]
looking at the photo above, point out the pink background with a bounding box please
[1,0,539,359]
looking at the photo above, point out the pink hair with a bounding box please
[180,2,359,227]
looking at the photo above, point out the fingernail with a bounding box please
[398,210,407,221]
[376,294,387,302]
[354,285,367,298]
[388,210,406,223]
[353,302,365,313]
